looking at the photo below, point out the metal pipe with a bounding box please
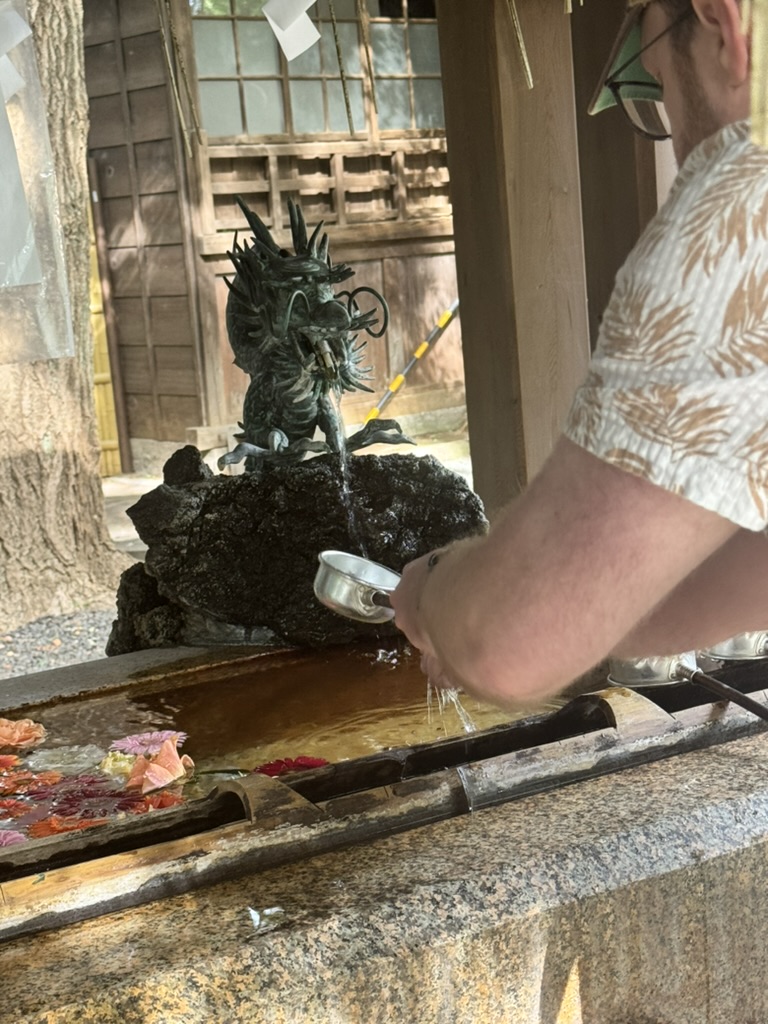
[676,664,768,724]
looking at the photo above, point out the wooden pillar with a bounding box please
[437,0,590,515]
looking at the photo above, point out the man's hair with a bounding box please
[657,0,692,13]
[657,0,697,50]
[659,0,744,50]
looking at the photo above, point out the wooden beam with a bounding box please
[197,215,454,257]
[437,0,590,515]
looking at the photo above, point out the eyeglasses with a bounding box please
[605,6,696,141]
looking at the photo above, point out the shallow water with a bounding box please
[30,641,530,771]
[2,641,566,842]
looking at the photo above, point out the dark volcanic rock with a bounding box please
[111,447,487,651]
[163,444,215,485]
[107,563,185,656]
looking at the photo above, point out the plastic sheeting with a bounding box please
[0,0,74,364]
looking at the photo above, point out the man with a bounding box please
[390,0,768,707]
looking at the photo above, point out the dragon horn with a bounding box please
[307,220,325,256]
[235,195,280,254]
[318,233,329,263]
[288,198,309,254]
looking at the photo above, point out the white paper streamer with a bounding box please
[0,53,23,99]
[265,8,319,61]
[0,1,40,288]
[262,0,317,32]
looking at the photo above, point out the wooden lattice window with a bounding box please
[188,0,444,141]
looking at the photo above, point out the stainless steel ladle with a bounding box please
[314,550,400,624]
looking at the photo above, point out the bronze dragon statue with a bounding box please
[218,196,412,470]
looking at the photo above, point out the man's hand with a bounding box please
[389,551,436,656]
[392,550,464,692]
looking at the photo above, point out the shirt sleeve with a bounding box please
[564,125,768,532]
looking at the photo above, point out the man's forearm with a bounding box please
[395,439,738,707]
[611,528,768,658]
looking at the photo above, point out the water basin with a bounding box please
[28,640,534,774]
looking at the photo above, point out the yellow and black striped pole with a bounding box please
[364,299,460,423]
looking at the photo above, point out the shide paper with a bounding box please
[0,7,39,288]
[263,0,319,61]
[0,0,73,364]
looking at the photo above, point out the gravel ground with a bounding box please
[0,610,117,681]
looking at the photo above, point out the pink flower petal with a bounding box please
[0,830,26,846]
[110,731,188,756]
[124,738,194,794]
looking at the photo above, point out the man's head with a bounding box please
[642,0,749,162]
[593,1,750,164]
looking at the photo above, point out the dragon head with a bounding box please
[225,197,388,397]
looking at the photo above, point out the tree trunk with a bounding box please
[0,0,127,633]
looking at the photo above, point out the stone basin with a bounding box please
[2,649,768,1022]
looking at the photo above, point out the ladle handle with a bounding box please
[678,665,768,723]
[372,591,392,609]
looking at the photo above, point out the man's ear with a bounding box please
[692,0,749,85]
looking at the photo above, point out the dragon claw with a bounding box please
[218,435,330,469]
[218,442,268,469]
[345,419,415,453]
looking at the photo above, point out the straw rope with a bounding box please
[328,0,355,135]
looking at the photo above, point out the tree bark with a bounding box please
[0,0,127,632]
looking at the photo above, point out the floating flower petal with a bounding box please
[0,798,30,820]
[0,829,26,846]
[253,756,329,778]
[99,751,137,777]
[0,718,46,749]
[110,731,188,756]
[144,790,185,810]
[28,816,109,839]
[126,736,194,794]
[0,769,63,797]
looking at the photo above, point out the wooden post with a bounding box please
[437,0,590,515]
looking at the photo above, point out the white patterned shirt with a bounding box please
[565,120,768,531]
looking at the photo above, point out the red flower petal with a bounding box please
[290,756,329,770]
[144,791,185,809]
[0,798,29,819]
[253,756,329,777]
[28,816,109,839]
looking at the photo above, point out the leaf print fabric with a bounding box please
[599,280,695,369]
[712,266,768,376]
[565,120,768,531]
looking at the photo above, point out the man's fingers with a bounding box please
[419,651,453,689]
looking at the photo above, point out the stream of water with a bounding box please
[426,679,477,734]
[332,391,369,557]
